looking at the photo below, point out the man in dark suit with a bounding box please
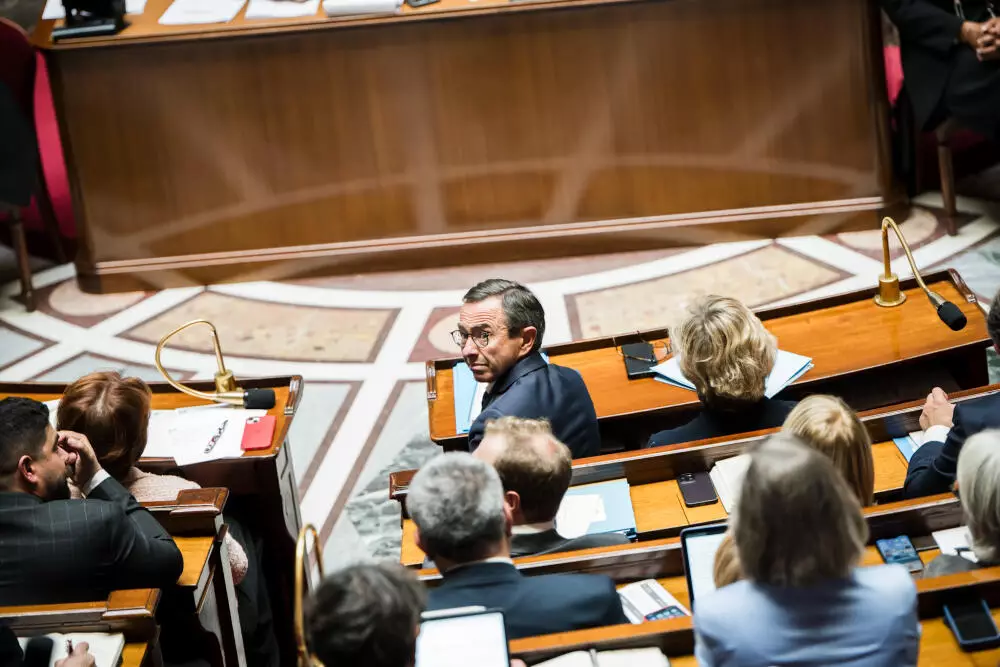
[408,453,628,639]
[882,0,1000,140]
[904,289,1000,497]
[473,416,630,557]
[455,279,600,458]
[0,397,183,605]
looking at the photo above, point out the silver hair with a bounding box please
[957,430,1000,563]
[407,453,507,562]
[463,279,546,352]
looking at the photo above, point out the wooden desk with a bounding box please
[0,376,304,666]
[34,0,892,291]
[510,566,1000,665]
[427,271,990,449]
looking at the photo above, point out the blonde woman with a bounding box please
[925,430,1000,577]
[647,296,795,448]
[695,435,918,667]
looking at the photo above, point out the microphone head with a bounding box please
[243,388,276,410]
[23,637,54,667]
[937,301,967,331]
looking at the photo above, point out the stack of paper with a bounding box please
[18,633,125,667]
[555,479,636,540]
[159,0,247,25]
[708,454,751,513]
[651,349,813,399]
[245,0,320,19]
[141,405,265,465]
[933,526,978,563]
[536,648,670,667]
[322,0,399,16]
[42,0,146,19]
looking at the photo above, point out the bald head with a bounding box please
[474,417,572,524]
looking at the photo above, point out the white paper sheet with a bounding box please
[555,493,606,539]
[166,408,264,465]
[933,526,978,562]
[141,410,179,458]
[42,0,146,19]
[19,633,125,667]
[44,399,60,428]
[159,0,246,25]
[709,453,751,513]
[245,0,319,18]
[322,0,399,16]
[652,349,813,399]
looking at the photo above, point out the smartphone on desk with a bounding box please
[678,472,717,507]
[875,535,924,573]
[944,598,1000,651]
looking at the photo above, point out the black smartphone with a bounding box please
[677,472,717,507]
[622,342,657,380]
[944,598,1000,651]
[875,535,924,573]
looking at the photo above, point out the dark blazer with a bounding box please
[0,476,184,605]
[903,393,1000,498]
[468,352,601,459]
[509,529,632,558]
[425,562,628,639]
[645,398,797,449]
[881,0,1000,137]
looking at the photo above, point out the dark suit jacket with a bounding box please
[0,477,184,605]
[468,352,601,459]
[903,393,1000,498]
[881,0,998,135]
[425,562,628,639]
[645,398,797,449]
[509,529,632,558]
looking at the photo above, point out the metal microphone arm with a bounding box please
[875,216,942,308]
[154,319,246,406]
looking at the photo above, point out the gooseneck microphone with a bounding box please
[154,319,277,409]
[874,217,967,331]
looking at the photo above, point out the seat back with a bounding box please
[0,18,36,121]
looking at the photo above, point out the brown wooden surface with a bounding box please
[399,440,915,566]
[510,566,1000,664]
[35,0,891,291]
[0,376,303,666]
[0,589,160,641]
[428,272,989,446]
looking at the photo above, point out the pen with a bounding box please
[66,639,73,655]
[204,419,228,454]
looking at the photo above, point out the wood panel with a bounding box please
[428,272,990,447]
[36,0,891,291]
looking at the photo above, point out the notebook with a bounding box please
[555,479,636,540]
[535,648,669,667]
[933,526,978,563]
[708,454,751,513]
[18,633,125,667]
[651,349,813,399]
[893,431,926,463]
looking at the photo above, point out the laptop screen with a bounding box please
[681,525,728,608]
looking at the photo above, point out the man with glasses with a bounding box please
[453,279,600,458]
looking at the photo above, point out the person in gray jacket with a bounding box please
[694,435,919,667]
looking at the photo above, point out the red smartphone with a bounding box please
[241,415,276,451]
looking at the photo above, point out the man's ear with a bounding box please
[502,502,514,537]
[504,490,521,516]
[517,326,537,356]
[17,455,38,485]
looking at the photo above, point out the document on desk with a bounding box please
[933,526,978,562]
[19,633,125,667]
[140,407,265,464]
[709,453,751,513]
[322,0,399,15]
[159,0,246,24]
[245,0,320,19]
[893,430,926,463]
[42,0,146,19]
[652,349,813,399]
[536,648,670,667]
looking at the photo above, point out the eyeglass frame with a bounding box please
[612,332,671,364]
[450,327,517,349]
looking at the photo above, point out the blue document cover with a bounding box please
[557,479,637,540]
[893,436,919,463]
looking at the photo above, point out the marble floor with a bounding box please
[2,191,999,568]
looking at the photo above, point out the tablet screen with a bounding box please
[415,610,509,667]
[683,529,727,606]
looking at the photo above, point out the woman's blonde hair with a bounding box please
[956,430,1000,563]
[712,531,743,588]
[673,296,776,405]
[734,433,868,587]
[782,395,875,507]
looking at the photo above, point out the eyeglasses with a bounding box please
[613,333,671,364]
[451,329,493,349]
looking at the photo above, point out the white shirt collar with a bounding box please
[511,520,556,535]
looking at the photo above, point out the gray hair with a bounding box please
[734,433,868,587]
[957,430,1000,563]
[463,279,546,352]
[407,453,507,563]
[988,289,1000,349]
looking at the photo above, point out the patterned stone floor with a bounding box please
[2,192,999,568]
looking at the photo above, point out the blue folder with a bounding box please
[560,479,637,540]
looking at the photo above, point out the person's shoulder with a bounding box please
[854,565,917,606]
[533,572,617,600]
[692,581,757,631]
[956,393,1000,427]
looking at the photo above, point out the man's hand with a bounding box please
[961,20,985,48]
[56,642,96,667]
[918,387,955,431]
[57,431,103,488]
[974,17,1000,60]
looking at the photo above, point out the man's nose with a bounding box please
[462,338,479,358]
